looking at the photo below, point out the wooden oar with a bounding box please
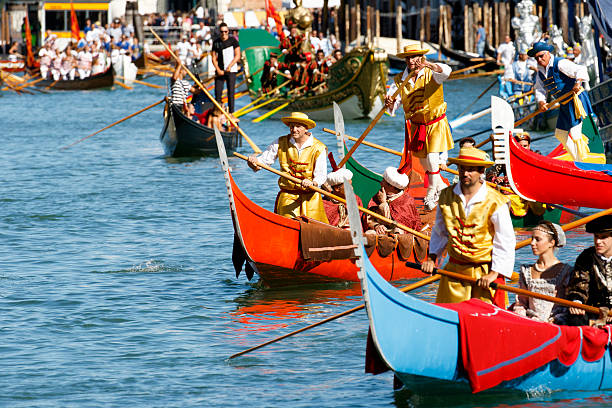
[251,101,290,123]
[448,69,504,81]
[514,90,574,127]
[233,152,430,240]
[61,98,165,150]
[406,261,609,317]
[11,76,45,91]
[45,79,59,90]
[235,97,280,118]
[117,75,165,89]
[149,27,261,153]
[114,79,133,90]
[449,62,487,76]
[228,275,441,359]
[336,72,416,169]
[233,79,291,116]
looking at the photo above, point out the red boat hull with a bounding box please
[505,136,612,209]
[229,172,427,286]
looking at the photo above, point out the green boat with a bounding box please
[238,28,388,120]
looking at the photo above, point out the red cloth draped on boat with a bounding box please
[441,299,611,393]
[323,196,363,229]
[367,191,422,231]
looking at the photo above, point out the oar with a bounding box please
[235,97,280,118]
[448,69,504,81]
[452,77,498,121]
[251,101,290,123]
[233,152,431,240]
[336,72,416,169]
[233,79,291,116]
[405,261,610,317]
[60,98,165,150]
[514,90,574,127]
[449,62,487,76]
[227,275,441,359]
[114,79,133,90]
[117,75,165,89]
[149,27,261,153]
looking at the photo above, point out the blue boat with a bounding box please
[342,181,612,394]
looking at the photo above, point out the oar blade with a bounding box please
[214,124,229,172]
[333,102,346,160]
[344,180,366,280]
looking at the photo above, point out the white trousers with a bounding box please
[419,152,444,189]
[554,122,583,161]
[78,69,91,79]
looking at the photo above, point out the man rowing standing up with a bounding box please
[365,167,421,235]
[421,147,516,308]
[530,41,594,161]
[260,52,283,93]
[561,215,612,326]
[247,112,329,223]
[385,45,454,210]
[323,168,362,230]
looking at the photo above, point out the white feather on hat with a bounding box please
[327,168,353,186]
[383,167,409,189]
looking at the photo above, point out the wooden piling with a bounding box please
[499,1,507,41]
[425,0,430,42]
[547,0,553,28]
[420,0,425,48]
[356,1,361,46]
[444,5,451,47]
[396,5,402,54]
[375,8,380,47]
[464,3,469,52]
[560,0,568,42]
[484,2,491,47]
[366,5,371,46]
[438,5,443,59]
[345,3,350,49]
[494,2,500,50]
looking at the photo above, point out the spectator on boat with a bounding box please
[108,18,123,43]
[60,45,77,80]
[281,26,303,65]
[364,167,421,235]
[514,130,532,150]
[421,147,516,307]
[509,221,571,322]
[131,38,142,61]
[203,106,227,130]
[384,44,453,211]
[212,22,240,113]
[496,35,515,67]
[8,41,22,62]
[331,49,342,63]
[530,41,593,162]
[310,29,321,52]
[39,43,52,79]
[247,112,329,223]
[474,21,486,57]
[318,31,333,56]
[50,49,62,81]
[572,44,584,65]
[77,45,93,79]
[561,215,612,326]
[171,65,198,108]
[323,168,362,230]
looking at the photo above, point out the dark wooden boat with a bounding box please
[36,66,114,90]
[160,100,241,157]
[440,44,499,71]
[133,54,145,69]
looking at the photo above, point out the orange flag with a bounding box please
[265,0,285,40]
[24,14,35,67]
[70,0,80,41]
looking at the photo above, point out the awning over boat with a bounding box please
[587,0,612,44]
[43,0,109,11]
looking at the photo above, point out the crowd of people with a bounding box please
[37,18,142,81]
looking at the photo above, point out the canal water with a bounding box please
[1,75,608,407]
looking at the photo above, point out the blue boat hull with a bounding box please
[359,247,612,393]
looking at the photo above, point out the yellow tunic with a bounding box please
[436,185,509,303]
[394,69,454,158]
[275,135,329,223]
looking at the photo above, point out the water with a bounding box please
[0,76,606,407]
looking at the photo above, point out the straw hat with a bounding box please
[513,128,531,142]
[383,167,409,189]
[281,112,316,129]
[396,44,429,58]
[447,147,494,168]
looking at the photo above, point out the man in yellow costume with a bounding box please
[385,44,454,210]
[247,112,328,223]
[421,147,516,308]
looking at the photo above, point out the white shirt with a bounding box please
[429,182,516,278]
[534,57,589,103]
[310,36,321,51]
[504,59,533,81]
[496,42,515,66]
[386,63,452,115]
[257,135,327,187]
[176,41,191,58]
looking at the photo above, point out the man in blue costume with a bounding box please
[530,41,593,161]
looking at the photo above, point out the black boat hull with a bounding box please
[160,102,241,157]
[37,67,114,90]
[440,44,499,71]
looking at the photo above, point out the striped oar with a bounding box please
[251,101,290,123]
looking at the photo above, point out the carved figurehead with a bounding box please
[511,0,542,54]
[285,0,314,54]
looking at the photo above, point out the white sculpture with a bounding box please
[548,24,568,56]
[576,15,599,85]
[511,0,542,53]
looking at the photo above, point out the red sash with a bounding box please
[398,113,446,174]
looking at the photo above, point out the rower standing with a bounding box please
[211,23,240,113]
[384,45,454,210]
[260,52,282,93]
[530,41,594,161]
[247,112,328,223]
[421,147,516,307]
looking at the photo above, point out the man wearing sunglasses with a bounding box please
[212,22,240,112]
[529,41,594,161]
